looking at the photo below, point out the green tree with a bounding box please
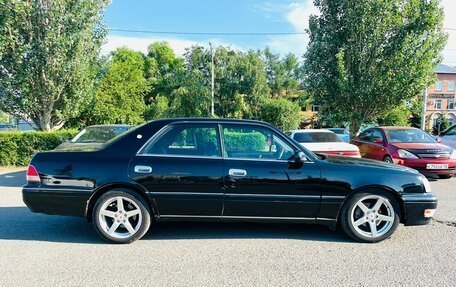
[85,47,149,125]
[263,48,303,99]
[147,42,184,77]
[259,98,302,130]
[378,105,410,127]
[304,0,447,138]
[0,0,108,131]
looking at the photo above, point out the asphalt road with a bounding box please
[0,168,455,286]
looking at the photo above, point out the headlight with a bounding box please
[397,149,418,159]
[451,149,456,159]
[421,176,432,193]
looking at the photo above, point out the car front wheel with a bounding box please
[93,189,151,244]
[340,191,400,243]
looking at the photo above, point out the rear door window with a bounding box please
[358,130,373,142]
[141,124,221,157]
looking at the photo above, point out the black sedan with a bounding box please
[22,118,437,244]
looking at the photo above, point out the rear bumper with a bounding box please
[22,185,92,217]
[402,193,438,226]
[394,158,456,176]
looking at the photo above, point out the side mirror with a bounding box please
[292,151,307,163]
[436,137,442,143]
[373,138,383,144]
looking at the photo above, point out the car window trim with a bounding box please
[136,121,314,163]
[220,123,308,162]
[137,122,223,157]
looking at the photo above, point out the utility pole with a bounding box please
[209,43,215,117]
[420,87,428,130]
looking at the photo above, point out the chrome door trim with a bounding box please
[159,215,315,221]
[134,165,153,173]
[228,168,247,177]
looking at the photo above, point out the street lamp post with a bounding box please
[209,43,215,117]
[420,87,428,130]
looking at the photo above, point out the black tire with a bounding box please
[438,174,453,179]
[340,191,400,243]
[92,189,151,244]
[383,155,393,163]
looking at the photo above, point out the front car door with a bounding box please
[367,129,388,161]
[220,124,321,221]
[129,123,224,219]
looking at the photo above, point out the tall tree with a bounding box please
[263,48,303,99]
[304,0,447,138]
[0,0,108,131]
[85,47,149,125]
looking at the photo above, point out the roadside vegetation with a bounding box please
[0,0,448,158]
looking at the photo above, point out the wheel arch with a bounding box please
[86,183,156,222]
[337,185,405,225]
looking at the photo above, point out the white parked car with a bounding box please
[287,129,361,157]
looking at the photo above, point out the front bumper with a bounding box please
[394,158,456,176]
[22,185,92,217]
[402,193,438,226]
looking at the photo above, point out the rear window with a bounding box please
[293,132,343,143]
[328,128,347,135]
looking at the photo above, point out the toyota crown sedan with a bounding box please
[22,119,437,244]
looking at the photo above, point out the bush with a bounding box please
[223,132,266,152]
[0,130,78,166]
[259,98,301,131]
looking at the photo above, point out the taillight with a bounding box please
[26,165,41,183]
[322,151,361,157]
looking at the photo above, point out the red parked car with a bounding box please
[352,127,456,179]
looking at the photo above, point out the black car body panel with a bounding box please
[23,118,437,231]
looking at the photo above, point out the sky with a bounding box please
[103,0,456,65]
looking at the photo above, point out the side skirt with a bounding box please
[157,215,338,228]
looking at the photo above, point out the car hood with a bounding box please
[321,155,418,173]
[54,142,103,152]
[300,142,359,152]
[390,142,452,151]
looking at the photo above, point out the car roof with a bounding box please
[289,129,333,133]
[377,126,419,130]
[145,118,275,127]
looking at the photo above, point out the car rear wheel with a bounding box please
[93,189,151,244]
[340,191,400,243]
[383,155,393,163]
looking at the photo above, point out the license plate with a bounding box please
[426,164,448,170]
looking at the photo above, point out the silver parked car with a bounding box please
[438,124,456,149]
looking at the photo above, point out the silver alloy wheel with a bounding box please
[350,195,395,238]
[384,157,393,163]
[98,196,143,239]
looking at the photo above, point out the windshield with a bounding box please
[293,132,343,143]
[72,126,131,143]
[384,129,436,143]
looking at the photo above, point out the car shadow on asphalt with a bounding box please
[0,170,26,187]
[0,206,351,244]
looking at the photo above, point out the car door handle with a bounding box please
[134,165,152,173]
[229,169,247,177]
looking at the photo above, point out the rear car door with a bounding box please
[129,123,224,218]
[352,129,373,158]
[220,124,321,220]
